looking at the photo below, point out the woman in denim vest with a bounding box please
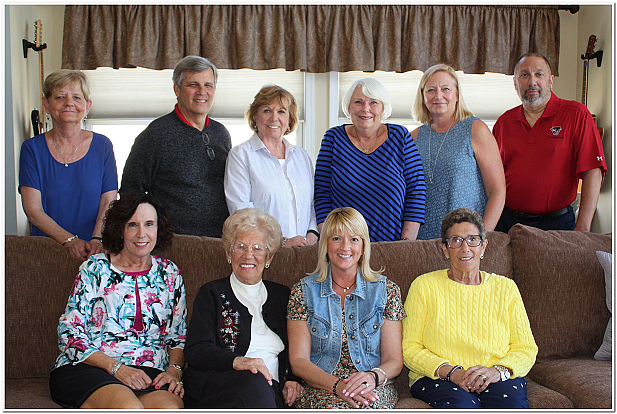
[287,207,406,408]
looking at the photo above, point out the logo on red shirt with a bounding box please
[550,126,562,136]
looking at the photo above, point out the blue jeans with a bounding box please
[411,376,529,409]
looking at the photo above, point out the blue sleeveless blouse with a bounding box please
[416,116,487,240]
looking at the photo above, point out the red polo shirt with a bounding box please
[174,104,210,129]
[493,92,606,215]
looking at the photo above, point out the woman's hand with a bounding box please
[65,238,91,260]
[454,365,500,393]
[89,239,104,256]
[305,232,319,245]
[113,364,153,391]
[282,380,304,406]
[232,356,273,385]
[152,368,184,397]
[283,235,309,247]
[338,372,378,408]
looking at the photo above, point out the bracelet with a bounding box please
[169,364,183,373]
[444,365,462,382]
[332,377,343,394]
[282,237,288,246]
[366,370,379,387]
[90,236,103,242]
[307,229,320,240]
[372,367,388,386]
[436,362,450,380]
[62,235,78,246]
[110,360,124,376]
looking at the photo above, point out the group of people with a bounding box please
[47,197,538,409]
[17,52,605,409]
[18,53,607,261]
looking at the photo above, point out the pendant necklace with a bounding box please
[51,132,84,167]
[353,126,380,154]
[333,278,356,293]
[427,120,455,184]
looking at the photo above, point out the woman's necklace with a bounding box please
[352,126,380,154]
[426,120,455,184]
[51,132,84,167]
[332,278,356,293]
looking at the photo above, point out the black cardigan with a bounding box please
[183,276,298,396]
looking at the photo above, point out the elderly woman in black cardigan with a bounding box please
[182,207,303,408]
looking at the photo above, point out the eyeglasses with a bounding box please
[445,235,483,249]
[231,242,268,257]
[201,131,215,161]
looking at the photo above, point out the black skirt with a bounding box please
[49,363,169,408]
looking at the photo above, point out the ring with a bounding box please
[481,375,487,381]
[363,381,369,388]
[178,381,183,385]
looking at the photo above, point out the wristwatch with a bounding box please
[493,365,511,381]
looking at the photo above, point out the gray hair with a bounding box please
[172,56,218,88]
[221,207,283,260]
[441,208,487,244]
[342,77,392,120]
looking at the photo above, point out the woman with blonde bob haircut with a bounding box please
[287,207,406,409]
[312,206,382,283]
[184,207,303,409]
[410,63,505,240]
[225,85,318,248]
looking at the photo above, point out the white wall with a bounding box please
[575,5,613,233]
[8,5,64,235]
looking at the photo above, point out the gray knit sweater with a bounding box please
[120,110,231,237]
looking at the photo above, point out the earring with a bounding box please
[480,254,484,259]
[265,263,270,269]
[227,258,231,264]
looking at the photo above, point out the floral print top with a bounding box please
[53,253,187,371]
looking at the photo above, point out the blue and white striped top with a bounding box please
[314,124,426,242]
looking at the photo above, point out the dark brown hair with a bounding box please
[441,208,486,244]
[102,191,175,254]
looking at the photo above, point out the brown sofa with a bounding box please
[5,224,612,409]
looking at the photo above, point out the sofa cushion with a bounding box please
[5,378,60,409]
[594,251,612,361]
[529,356,612,409]
[5,236,83,379]
[508,225,611,361]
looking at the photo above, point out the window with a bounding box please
[84,67,305,178]
[338,71,521,129]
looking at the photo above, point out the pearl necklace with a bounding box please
[427,120,455,184]
[51,133,84,167]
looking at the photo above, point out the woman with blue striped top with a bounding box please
[314,78,426,242]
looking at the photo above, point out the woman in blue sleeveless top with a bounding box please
[411,64,505,240]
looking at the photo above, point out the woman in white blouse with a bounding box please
[224,85,318,247]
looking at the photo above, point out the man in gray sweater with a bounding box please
[121,56,231,237]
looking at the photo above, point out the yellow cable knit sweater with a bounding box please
[402,269,538,387]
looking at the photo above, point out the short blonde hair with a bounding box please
[43,69,91,101]
[342,77,392,120]
[246,85,298,135]
[222,208,283,261]
[411,64,473,125]
[313,207,383,282]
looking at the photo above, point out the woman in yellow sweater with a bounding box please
[402,208,537,408]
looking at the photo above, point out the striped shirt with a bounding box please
[314,124,426,241]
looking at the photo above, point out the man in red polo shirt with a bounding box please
[493,53,606,232]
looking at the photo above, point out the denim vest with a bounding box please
[300,269,387,375]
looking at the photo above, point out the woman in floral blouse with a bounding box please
[287,207,406,409]
[49,191,187,409]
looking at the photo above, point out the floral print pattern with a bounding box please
[53,253,187,371]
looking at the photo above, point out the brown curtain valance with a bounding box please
[62,5,560,75]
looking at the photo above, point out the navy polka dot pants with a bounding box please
[411,376,529,409]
